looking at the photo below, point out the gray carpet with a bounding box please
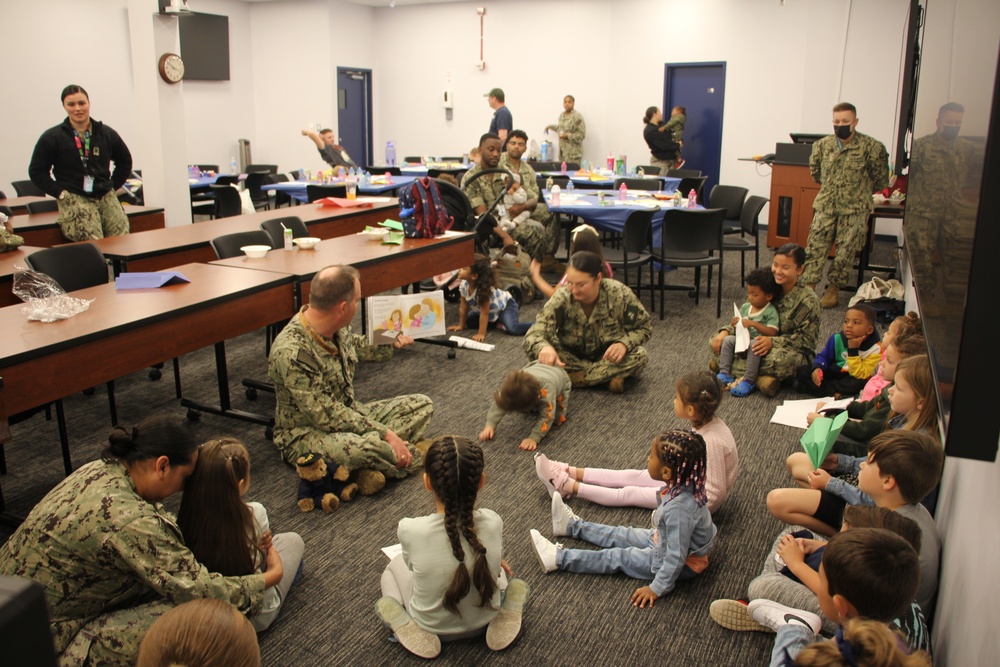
[0,233,900,666]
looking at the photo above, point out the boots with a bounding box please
[820,284,840,309]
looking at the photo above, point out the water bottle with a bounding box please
[621,155,628,174]
[688,188,697,208]
[582,159,589,172]
[360,171,371,188]
[619,182,628,201]
[673,189,682,206]
[283,226,293,251]
[386,141,396,166]
[550,184,561,207]
[384,171,394,184]
[606,152,614,171]
[540,142,549,162]
[230,156,238,175]
[561,161,568,173]
[566,179,575,192]
[346,171,358,200]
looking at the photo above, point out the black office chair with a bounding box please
[603,209,656,310]
[652,207,726,319]
[634,164,661,176]
[306,184,347,202]
[12,180,45,197]
[667,168,702,178]
[724,195,768,284]
[709,184,749,234]
[215,175,240,187]
[260,216,308,247]
[0,191,7,199]
[24,243,115,474]
[529,162,559,172]
[210,184,243,218]
[195,164,219,173]
[245,172,272,211]
[25,200,58,214]
[270,173,293,209]
[440,156,464,162]
[536,174,570,190]
[614,178,660,192]
[677,176,708,204]
[367,166,402,176]
[0,205,12,218]
[403,156,423,164]
[210,231,275,260]
[244,164,278,175]
[288,170,304,182]
[562,162,580,171]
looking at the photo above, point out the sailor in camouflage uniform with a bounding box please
[268,265,432,488]
[463,132,553,261]
[0,417,269,667]
[546,95,586,164]
[523,251,651,392]
[802,103,889,308]
[710,244,821,396]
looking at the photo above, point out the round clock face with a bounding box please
[159,53,185,83]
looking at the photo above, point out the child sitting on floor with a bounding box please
[480,361,571,452]
[529,429,717,608]
[795,618,931,667]
[795,303,882,399]
[746,528,927,666]
[534,371,738,513]
[858,312,922,402]
[766,430,943,612]
[376,436,529,659]
[716,268,782,397]
[447,253,533,342]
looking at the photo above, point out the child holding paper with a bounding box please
[716,268,782,397]
[765,430,943,611]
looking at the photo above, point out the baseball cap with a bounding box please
[484,88,505,102]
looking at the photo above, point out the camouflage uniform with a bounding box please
[1,222,25,252]
[802,132,889,287]
[268,307,433,478]
[710,284,821,381]
[462,161,554,261]
[523,279,652,387]
[0,459,264,667]
[555,109,586,164]
[56,190,130,242]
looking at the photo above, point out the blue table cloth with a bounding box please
[539,172,681,192]
[544,190,702,248]
[267,177,417,203]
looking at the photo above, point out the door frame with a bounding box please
[337,67,373,168]
[664,61,727,195]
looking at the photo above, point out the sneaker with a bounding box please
[709,599,773,633]
[375,597,442,659]
[551,492,580,536]
[730,379,756,397]
[534,454,571,498]
[747,599,822,635]
[608,377,625,393]
[486,578,530,651]
[757,376,782,397]
[716,372,735,385]
[529,529,560,573]
[506,284,524,306]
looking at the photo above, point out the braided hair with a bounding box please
[424,436,497,615]
[652,429,709,506]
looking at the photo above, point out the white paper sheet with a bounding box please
[381,543,403,560]
[734,304,750,353]
[769,396,838,429]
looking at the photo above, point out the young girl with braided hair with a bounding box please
[530,429,718,608]
[448,254,533,341]
[535,371,738,513]
[176,438,304,633]
[376,436,529,659]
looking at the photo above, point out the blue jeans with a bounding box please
[556,519,656,580]
[770,623,814,667]
[466,301,533,336]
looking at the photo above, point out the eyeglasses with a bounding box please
[566,277,596,290]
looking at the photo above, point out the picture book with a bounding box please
[366,290,447,345]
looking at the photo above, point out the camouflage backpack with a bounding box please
[492,246,535,304]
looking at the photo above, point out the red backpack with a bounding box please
[398,177,454,238]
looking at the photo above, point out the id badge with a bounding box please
[83,175,95,193]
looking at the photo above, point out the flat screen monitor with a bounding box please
[788,133,826,144]
[178,12,230,81]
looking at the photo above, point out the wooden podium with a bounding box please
[766,143,819,248]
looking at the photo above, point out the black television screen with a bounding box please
[788,133,826,144]
[178,12,230,81]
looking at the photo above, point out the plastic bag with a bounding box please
[848,276,904,307]
[12,266,94,322]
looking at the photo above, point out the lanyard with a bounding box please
[73,129,91,168]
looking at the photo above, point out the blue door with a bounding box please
[337,68,372,169]
[664,62,727,196]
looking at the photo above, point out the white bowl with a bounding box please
[364,228,389,241]
[240,245,271,259]
[872,194,888,205]
[293,237,321,249]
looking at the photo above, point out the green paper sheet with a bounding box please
[381,231,404,245]
[800,410,849,469]
[379,219,404,231]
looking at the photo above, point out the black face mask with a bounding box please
[940,125,961,140]
[834,125,853,140]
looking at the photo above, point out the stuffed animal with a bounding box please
[295,452,358,513]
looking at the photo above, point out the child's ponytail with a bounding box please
[424,436,497,615]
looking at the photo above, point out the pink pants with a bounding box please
[578,468,664,509]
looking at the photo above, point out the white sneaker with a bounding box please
[529,529,560,573]
[747,599,822,635]
[551,492,580,537]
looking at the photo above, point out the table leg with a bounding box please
[180,341,273,426]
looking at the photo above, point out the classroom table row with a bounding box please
[7,206,165,247]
